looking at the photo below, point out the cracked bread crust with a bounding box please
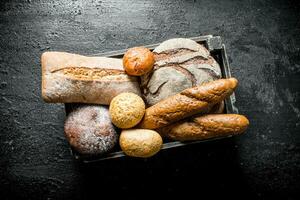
[41,51,141,104]
[138,78,238,130]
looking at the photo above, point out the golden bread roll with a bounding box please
[109,93,145,129]
[119,129,162,158]
[123,47,155,76]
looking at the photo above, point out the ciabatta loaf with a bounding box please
[41,52,141,104]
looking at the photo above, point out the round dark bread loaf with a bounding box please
[64,105,118,155]
[141,38,222,106]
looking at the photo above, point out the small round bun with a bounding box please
[109,92,145,129]
[123,47,155,76]
[119,129,163,158]
[64,105,118,155]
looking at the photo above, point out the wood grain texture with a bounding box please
[0,0,300,199]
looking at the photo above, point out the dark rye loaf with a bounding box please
[141,38,222,106]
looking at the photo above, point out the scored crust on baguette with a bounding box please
[158,114,249,141]
[138,78,238,130]
[41,52,141,104]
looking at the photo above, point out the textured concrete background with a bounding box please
[0,0,299,199]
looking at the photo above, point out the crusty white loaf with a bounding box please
[41,52,141,104]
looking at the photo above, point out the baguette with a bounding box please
[138,78,238,129]
[41,52,141,104]
[158,114,249,141]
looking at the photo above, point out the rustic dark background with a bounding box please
[1,0,300,199]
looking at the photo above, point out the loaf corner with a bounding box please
[41,89,51,103]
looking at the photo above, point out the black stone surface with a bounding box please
[0,0,299,199]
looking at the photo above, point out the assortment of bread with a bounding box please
[41,38,249,158]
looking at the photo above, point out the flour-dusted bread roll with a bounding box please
[138,78,238,130]
[158,114,249,141]
[141,38,221,106]
[41,52,141,104]
[64,105,118,155]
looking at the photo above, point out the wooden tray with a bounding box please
[65,35,238,163]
